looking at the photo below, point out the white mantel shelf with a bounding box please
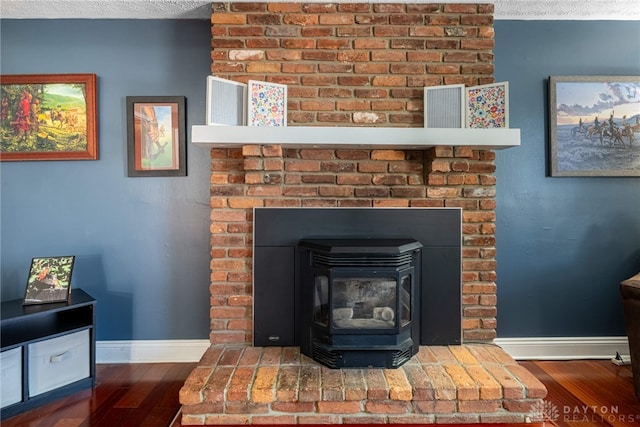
[191,125,520,150]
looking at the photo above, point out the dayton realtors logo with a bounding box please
[530,400,640,424]
[529,400,560,423]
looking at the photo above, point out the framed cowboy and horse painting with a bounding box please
[549,75,640,177]
[0,74,98,161]
[126,96,186,177]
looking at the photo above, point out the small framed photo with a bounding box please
[466,81,509,129]
[0,73,98,161]
[23,256,75,305]
[549,75,640,177]
[126,96,186,177]
[247,80,287,127]
[206,76,247,126]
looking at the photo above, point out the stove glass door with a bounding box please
[331,277,397,329]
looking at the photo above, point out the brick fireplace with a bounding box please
[207,0,500,345]
[179,2,546,424]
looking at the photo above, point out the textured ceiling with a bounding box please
[1,0,639,20]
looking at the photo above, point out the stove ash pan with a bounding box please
[298,238,423,369]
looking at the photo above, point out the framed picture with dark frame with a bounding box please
[23,256,75,305]
[0,73,98,161]
[549,75,640,177]
[126,96,186,177]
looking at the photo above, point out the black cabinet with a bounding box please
[1,289,96,419]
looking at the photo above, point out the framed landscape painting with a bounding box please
[0,74,98,161]
[549,75,640,177]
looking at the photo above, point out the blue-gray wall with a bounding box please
[494,21,640,337]
[1,19,639,341]
[0,20,212,340]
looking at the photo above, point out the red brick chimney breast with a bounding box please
[208,2,498,346]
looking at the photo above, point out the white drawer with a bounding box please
[28,330,90,397]
[1,347,23,408]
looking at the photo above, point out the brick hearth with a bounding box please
[180,345,546,425]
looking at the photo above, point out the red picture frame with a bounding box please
[0,74,98,161]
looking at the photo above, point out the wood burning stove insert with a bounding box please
[298,238,422,369]
[252,208,462,352]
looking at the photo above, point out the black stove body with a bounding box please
[298,238,422,369]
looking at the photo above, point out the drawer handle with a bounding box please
[50,351,72,363]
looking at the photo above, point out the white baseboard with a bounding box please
[96,337,631,363]
[494,336,630,360]
[96,339,210,364]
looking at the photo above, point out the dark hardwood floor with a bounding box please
[1,360,638,426]
[2,362,196,427]
[521,360,639,427]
